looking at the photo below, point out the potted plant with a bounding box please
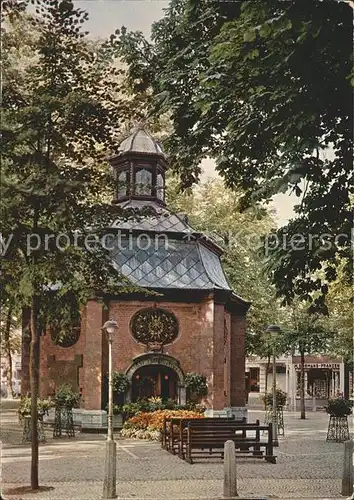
[261,389,287,409]
[184,373,208,403]
[18,396,53,443]
[53,384,80,438]
[112,372,130,396]
[325,397,352,442]
[54,384,80,408]
[261,389,287,435]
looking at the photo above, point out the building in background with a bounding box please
[246,354,349,410]
[1,354,21,397]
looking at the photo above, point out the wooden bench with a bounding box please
[184,421,276,464]
[161,417,239,454]
[162,417,241,455]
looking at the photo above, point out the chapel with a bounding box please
[31,126,250,423]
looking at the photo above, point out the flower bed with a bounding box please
[120,409,204,441]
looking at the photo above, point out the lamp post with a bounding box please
[102,319,118,499]
[265,325,281,447]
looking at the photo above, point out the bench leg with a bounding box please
[185,446,193,464]
[265,456,276,464]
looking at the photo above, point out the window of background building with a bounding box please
[249,367,260,392]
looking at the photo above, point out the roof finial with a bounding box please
[133,120,146,131]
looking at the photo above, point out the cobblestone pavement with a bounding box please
[1,409,353,499]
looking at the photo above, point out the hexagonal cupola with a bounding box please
[109,125,167,205]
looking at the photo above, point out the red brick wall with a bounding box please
[199,296,214,407]
[39,295,247,411]
[224,311,231,407]
[108,299,209,377]
[39,307,87,400]
[83,301,104,409]
[213,303,226,410]
[230,313,246,407]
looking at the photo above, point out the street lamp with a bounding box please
[102,319,118,499]
[265,324,281,447]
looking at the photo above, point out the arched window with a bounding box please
[135,168,152,196]
[118,170,128,197]
[156,172,164,201]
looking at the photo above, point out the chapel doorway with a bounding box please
[132,365,178,402]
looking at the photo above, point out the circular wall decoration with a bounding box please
[51,326,80,348]
[131,308,179,350]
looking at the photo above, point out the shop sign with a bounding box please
[294,363,340,370]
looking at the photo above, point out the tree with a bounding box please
[1,0,141,489]
[325,267,353,362]
[166,176,282,355]
[117,0,353,311]
[281,301,330,419]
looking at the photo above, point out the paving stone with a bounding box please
[1,409,353,499]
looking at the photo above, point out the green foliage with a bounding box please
[324,267,353,361]
[112,372,130,394]
[279,299,332,356]
[167,177,281,355]
[325,397,352,417]
[18,395,54,417]
[184,373,208,399]
[1,0,145,346]
[261,389,287,409]
[54,384,80,408]
[118,0,353,310]
[112,397,205,417]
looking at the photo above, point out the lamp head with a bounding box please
[102,319,118,335]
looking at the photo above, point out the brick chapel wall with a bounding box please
[199,296,214,408]
[39,306,87,401]
[108,299,207,373]
[224,311,231,407]
[213,303,226,410]
[230,313,246,407]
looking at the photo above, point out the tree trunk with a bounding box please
[30,295,40,490]
[4,306,13,399]
[264,354,270,410]
[21,307,31,396]
[300,348,306,420]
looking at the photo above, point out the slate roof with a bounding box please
[111,200,191,234]
[110,236,231,290]
[118,127,166,158]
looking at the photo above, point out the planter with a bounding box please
[326,415,350,442]
[21,415,46,443]
[113,414,123,427]
[53,405,75,438]
[264,406,285,435]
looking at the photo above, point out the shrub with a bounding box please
[261,389,287,408]
[325,397,352,417]
[18,396,54,418]
[112,372,130,394]
[54,384,80,408]
[121,409,204,440]
[184,373,208,400]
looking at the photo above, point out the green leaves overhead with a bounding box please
[1,0,141,335]
[117,0,353,308]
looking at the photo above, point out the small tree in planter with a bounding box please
[53,384,80,438]
[18,396,53,443]
[261,389,287,435]
[185,373,208,403]
[261,389,287,409]
[325,397,352,442]
[112,372,130,405]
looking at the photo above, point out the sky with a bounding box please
[73,0,298,226]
